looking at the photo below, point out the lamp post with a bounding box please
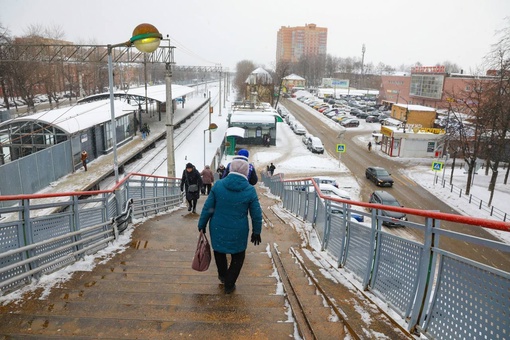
[107,23,162,183]
[203,123,218,168]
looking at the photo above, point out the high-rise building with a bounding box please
[276,23,328,63]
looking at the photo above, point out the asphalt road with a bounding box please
[282,98,510,271]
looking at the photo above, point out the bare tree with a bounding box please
[273,59,291,108]
[233,60,256,100]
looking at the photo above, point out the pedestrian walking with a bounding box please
[180,163,203,213]
[216,164,226,179]
[200,165,214,195]
[197,158,262,294]
[140,125,147,140]
[269,162,276,176]
[81,150,88,171]
[223,149,258,185]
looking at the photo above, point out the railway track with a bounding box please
[125,92,220,175]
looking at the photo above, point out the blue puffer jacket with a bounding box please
[197,172,262,254]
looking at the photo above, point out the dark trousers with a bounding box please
[187,198,197,211]
[214,250,246,289]
[203,183,212,195]
[82,160,87,171]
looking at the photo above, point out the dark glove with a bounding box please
[251,233,261,246]
[200,227,206,234]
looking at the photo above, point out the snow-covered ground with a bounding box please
[2,87,509,334]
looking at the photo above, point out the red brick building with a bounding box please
[379,66,497,110]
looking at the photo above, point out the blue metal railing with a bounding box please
[0,173,182,294]
[261,172,510,339]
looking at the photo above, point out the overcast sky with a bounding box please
[1,0,509,72]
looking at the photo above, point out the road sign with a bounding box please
[336,144,346,153]
[432,161,444,171]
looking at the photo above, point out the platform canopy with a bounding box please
[78,84,194,105]
[0,100,133,134]
[225,127,245,137]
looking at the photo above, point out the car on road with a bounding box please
[369,191,407,227]
[365,166,394,187]
[340,118,360,127]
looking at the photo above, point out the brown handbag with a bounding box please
[192,231,211,271]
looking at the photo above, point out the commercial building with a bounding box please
[379,66,497,110]
[276,24,327,63]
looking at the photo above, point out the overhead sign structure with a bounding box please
[432,161,444,171]
[336,144,346,153]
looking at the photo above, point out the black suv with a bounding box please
[366,166,394,187]
[369,191,407,227]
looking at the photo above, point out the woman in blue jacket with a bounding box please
[197,158,262,294]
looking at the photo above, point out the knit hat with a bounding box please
[237,149,249,161]
[186,163,194,169]
[230,159,249,179]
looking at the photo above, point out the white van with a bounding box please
[307,136,324,154]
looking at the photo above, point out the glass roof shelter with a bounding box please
[0,100,135,166]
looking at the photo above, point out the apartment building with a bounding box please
[276,23,327,63]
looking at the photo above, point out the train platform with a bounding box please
[0,181,412,339]
[36,96,210,194]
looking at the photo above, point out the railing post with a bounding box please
[72,195,83,257]
[362,208,380,289]
[408,216,436,334]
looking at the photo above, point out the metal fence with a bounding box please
[0,173,182,294]
[433,175,508,222]
[262,172,510,339]
[0,141,74,201]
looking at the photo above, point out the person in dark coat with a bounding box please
[223,149,258,186]
[198,158,262,294]
[269,162,276,176]
[180,163,203,213]
[200,165,214,195]
[216,164,226,179]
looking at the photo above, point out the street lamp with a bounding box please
[203,123,218,168]
[107,23,162,183]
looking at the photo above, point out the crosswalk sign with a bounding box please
[336,144,346,153]
[432,161,444,171]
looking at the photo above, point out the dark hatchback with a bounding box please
[369,191,407,227]
[365,166,394,187]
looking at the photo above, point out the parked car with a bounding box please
[365,166,394,187]
[302,133,313,145]
[356,112,370,119]
[323,108,338,115]
[340,118,360,127]
[307,136,324,154]
[314,176,338,188]
[369,190,407,227]
[330,203,365,222]
[293,123,307,135]
[318,183,351,200]
[365,115,380,123]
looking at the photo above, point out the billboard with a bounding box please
[410,74,444,100]
[322,78,349,88]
